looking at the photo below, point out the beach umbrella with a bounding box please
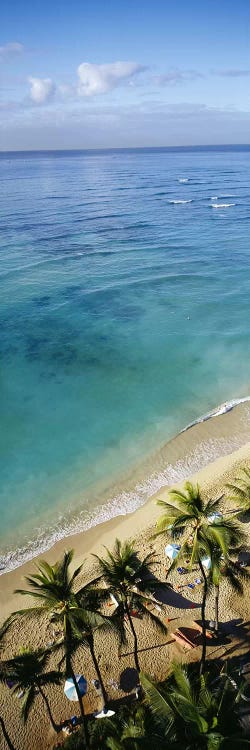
[202,557,211,570]
[208,511,223,523]
[95,708,115,719]
[64,675,87,702]
[110,593,119,608]
[165,543,181,561]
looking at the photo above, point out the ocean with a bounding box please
[1,145,250,572]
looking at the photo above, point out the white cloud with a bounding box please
[154,69,204,86]
[213,68,250,78]
[0,42,24,60]
[77,61,144,96]
[28,77,55,104]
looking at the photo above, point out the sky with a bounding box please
[1,0,250,149]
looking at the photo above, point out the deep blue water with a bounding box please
[1,146,250,569]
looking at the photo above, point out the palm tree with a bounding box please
[10,550,90,747]
[87,705,149,750]
[62,661,250,750]
[54,612,109,709]
[155,481,245,672]
[0,647,61,732]
[74,583,116,706]
[92,539,167,674]
[226,468,250,515]
[63,702,171,750]
[141,662,250,749]
[207,542,250,635]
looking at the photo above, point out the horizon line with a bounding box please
[1,143,250,155]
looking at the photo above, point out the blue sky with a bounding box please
[1,0,250,149]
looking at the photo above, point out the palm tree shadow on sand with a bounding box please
[154,584,200,610]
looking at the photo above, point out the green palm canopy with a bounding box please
[91,538,168,673]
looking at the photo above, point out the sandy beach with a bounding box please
[0,417,250,750]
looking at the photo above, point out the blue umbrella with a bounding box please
[64,675,87,702]
[202,557,211,570]
[165,543,181,561]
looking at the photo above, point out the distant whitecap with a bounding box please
[168,199,193,204]
[211,203,235,208]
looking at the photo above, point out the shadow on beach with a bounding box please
[155,585,200,610]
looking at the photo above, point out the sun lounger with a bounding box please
[173,630,195,650]
[192,620,213,638]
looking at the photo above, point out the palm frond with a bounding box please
[140,605,168,637]
[171,663,194,702]
[140,673,175,729]
[20,687,35,723]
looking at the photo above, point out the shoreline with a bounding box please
[1,437,250,623]
[0,398,250,578]
[1,437,250,750]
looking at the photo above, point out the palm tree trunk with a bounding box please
[198,558,208,675]
[215,585,219,636]
[88,636,108,706]
[64,618,89,749]
[0,716,16,750]
[38,686,61,733]
[70,667,89,749]
[125,602,140,673]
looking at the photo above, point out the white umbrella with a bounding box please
[110,593,119,608]
[165,543,181,561]
[208,512,223,523]
[202,557,211,570]
[95,709,115,719]
[64,675,87,702]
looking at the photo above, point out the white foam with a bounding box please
[1,397,249,576]
[178,178,189,183]
[168,199,193,204]
[181,397,250,432]
[211,203,235,208]
[211,196,217,200]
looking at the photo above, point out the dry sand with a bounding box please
[0,417,250,749]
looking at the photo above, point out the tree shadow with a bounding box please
[119,667,138,693]
[154,585,200,610]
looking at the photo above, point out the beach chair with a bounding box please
[192,620,213,639]
[172,630,195,650]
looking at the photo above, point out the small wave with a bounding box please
[211,196,217,200]
[211,203,235,208]
[178,178,189,183]
[168,199,193,204]
[181,397,250,433]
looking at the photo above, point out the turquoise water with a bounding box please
[1,146,250,570]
